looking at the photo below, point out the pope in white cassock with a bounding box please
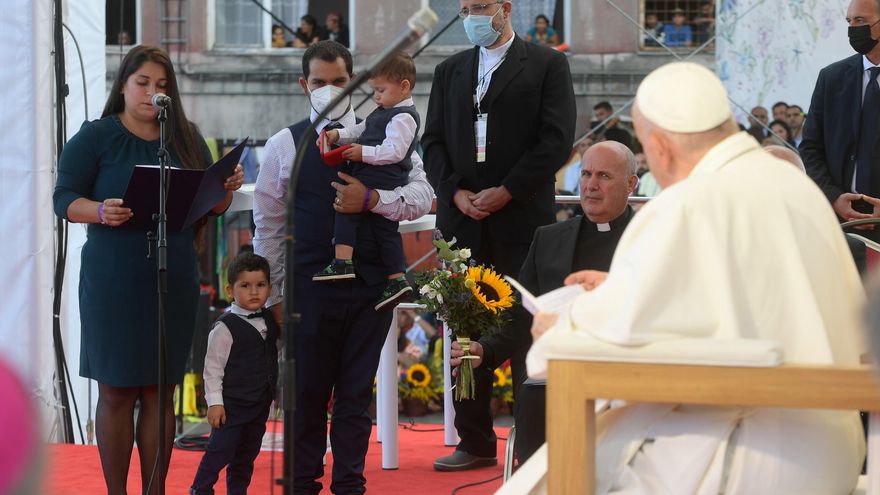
[509,63,867,494]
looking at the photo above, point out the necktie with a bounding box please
[246,310,265,319]
[857,67,880,194]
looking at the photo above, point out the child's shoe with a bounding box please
[312,259,356,281]
[375,276,414,311]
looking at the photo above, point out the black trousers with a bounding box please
[334,213,405,275]
[293,275,393,494]
[191,391,272,495]
[452,230,530,458]
[333,161,409,275]
[512,382,546,463]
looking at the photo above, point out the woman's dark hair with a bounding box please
[301,14,317,30]
[101,45,204,172]
[535,14,551,25]
[768,119,796,147]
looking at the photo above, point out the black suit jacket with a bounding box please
[421,35,576,252]
[480,209,634,388]
[801,54,878,203]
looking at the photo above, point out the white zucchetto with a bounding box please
[635,62,732,133]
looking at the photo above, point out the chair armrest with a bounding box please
[546,360,880,495]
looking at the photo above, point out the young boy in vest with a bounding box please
[190,252,279,495]
[313,51,418,312]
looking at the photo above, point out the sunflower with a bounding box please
[493,368,508,388]
[405,363,432,388]
[466,267,514,313]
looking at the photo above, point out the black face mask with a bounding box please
[849,21,880,54]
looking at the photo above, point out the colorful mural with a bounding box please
[716,0,851,122]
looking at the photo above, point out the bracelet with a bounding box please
[97,203,107,224]
[361,187,373,213]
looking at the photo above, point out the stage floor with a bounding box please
[44,422,508,494]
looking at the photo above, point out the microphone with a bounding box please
[151,93,171,108]
[359,7,438,78]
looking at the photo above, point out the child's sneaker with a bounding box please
[312,260,356,282]
[375,277,414,311]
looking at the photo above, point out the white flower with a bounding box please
[459,248,471,259]
[437,293,444,304]
[426,287,438,300]
[419,285,431,295]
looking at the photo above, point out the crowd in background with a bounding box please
[272,11,349,48]
[644,1,715,48]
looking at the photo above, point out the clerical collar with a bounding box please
[585,205,634,233]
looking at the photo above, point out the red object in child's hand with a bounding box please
[319,129,352,167]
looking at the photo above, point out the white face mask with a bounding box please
[308,84,351,121]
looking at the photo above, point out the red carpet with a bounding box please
[44,423,507,494]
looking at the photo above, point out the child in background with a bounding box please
[190,252,279,495]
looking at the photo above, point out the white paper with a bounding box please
[504,275,585,315]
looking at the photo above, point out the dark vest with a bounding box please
[358,105,420,171]
[219,312,279,402]
[287,118,388,286]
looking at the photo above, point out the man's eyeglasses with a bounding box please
[458,1,504,19]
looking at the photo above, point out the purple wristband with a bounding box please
[97,203,106,224]
[361,188,373,213]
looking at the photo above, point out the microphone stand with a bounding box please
[278,9,437,491]
[146,104,170,495]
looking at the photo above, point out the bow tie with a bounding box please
[246,310,265,319]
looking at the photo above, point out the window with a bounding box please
[106,0,138,45]
[214,0,307,49]
[641,0,715,52]
[426,0,560,47]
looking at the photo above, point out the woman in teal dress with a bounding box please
[53,45,243,495]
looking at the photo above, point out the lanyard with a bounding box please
[476,53,506,115]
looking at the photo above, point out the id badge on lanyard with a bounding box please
[475,113,488,163]
[474,53,504,164]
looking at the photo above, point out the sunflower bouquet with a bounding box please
[398,363,440,406]
[415,235,515,400]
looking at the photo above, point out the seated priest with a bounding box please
[449,140,638,464]
[520,62,866,494]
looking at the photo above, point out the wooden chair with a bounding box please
[546,360,880,494]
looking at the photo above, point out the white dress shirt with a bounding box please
[253,108,434,305]
[203,303,274,407]
[336,98,418,165]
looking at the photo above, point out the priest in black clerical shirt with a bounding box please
[449,140,640,463]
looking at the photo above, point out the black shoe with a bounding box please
[374,277,413,311]
[433,450,497,472]
[312,259,356,282]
